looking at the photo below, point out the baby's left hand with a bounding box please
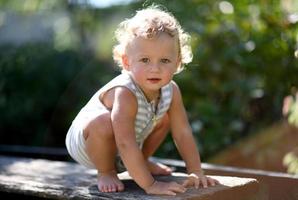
[182,171,219,189]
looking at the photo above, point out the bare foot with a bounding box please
[147,161,172,175]
[97,171,124,193]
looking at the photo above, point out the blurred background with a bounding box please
[0,0,298,175]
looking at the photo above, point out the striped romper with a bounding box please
[65,72,173,172]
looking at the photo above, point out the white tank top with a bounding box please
[73,72,173,147]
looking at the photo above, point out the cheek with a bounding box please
[131,67,146,78]
[133,66,144,73]
[164,68,175,80]
[168,65,178,75]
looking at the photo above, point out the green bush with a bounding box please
[0,43,117,146]
[150,0,298,159]
[0,0,297,161]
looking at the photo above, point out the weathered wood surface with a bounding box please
[0,155,262,199]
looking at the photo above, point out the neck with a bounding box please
[146,91,160,103]
[138,87,160,103]
[127,72,161,103]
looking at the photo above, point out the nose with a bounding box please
[149,62,161,72]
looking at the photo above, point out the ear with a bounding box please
[121,55,130,71]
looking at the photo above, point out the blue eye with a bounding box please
[140,58,149,63]
[161,58,171,64]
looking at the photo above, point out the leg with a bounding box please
[142,113,170,159]
[83,112,124,193]
[142,113,172,175]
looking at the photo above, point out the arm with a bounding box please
[168,82,202,173]
[111,87,187,195]
[111,87,155,189]
[168,82,219,188]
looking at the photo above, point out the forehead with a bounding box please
[127,33,179,56]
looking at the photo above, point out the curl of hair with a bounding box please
[113,6,193,73]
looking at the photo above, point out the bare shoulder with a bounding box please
[101,86,137,110]
[114,86,137,104]
[111,87,138,130]
[168,80,187,117]
[112,87,138,118]
[170,81,183,102]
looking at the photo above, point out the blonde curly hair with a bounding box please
[113,6,193,73]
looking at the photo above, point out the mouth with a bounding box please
[147,78,161,83]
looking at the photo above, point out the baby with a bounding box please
[66,5,218,196]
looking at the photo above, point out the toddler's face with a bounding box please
[123,32,180,97]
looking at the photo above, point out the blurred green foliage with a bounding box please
[286,94,298,126]
[0,0,297,160]
[282,93,298,175]
[0,43,117,146]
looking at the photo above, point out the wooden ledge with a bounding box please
[0,156,261,199]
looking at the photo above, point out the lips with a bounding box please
[147,78,161,83]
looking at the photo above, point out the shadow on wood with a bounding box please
[0,155,263,199]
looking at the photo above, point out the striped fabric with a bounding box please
[65,73,173,169]
[100,73,173,146]
[127,75,173,146]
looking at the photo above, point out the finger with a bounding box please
[207,177,220,185]
[175,182,186,189]
[182,180,191,188]
[166,190,177,196]
[171,187,186,194]
[171,183,186,193]
[201,177,208,188]
[207,177,216,186]
[169,182,184,189]
[214,178,220,185]
[194,178,200,189]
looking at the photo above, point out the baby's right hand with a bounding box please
[145,180,186,196]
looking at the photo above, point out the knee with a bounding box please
[83,112,114,140]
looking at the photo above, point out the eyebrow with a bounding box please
[136,54,149,57]
[136,54,173,58]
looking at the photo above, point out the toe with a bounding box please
[98,184,105,193]
[104,185,109,193]
[99,185,104,192]
[117,183,125,192]
[111,185,117,192]
[108,185,114,192]
[107,185,111,192]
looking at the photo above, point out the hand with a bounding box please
[145,180,186,196]
[182,171,219,189]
